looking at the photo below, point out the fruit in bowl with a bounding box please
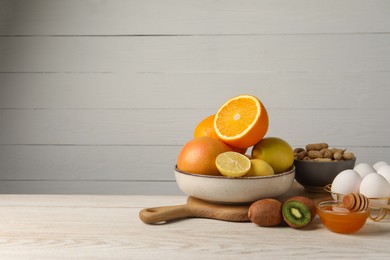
[252,137,295,174]
[213,94,269,149]
[176,141,296,204]
[177,136,232,176]
[175,94,298,203]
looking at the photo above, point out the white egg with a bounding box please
[353,163,376,178]
[331,169,362,200]
[377,165,390,184]
[359,172,390,198]
[373,161,389,172]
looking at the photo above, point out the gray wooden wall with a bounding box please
[1,0,389,194]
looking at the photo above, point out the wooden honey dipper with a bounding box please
[342,192,369,212]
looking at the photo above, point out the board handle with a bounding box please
[139,204,192,224]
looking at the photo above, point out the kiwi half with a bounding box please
[282,200,311,229]
[285,196,316,220]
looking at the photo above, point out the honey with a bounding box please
[317,201,370,234]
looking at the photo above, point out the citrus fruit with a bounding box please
[194,114,220,140]
[215,151,251,177]
[231,146,248,155]
[251,137,294,174]
[194,114,247,154]
[214,94,269,149]
[177,137,232,176]
[245,159,274,177]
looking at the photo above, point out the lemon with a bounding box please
[245,159,274,177]
[252,137,294,174]
[215,151,251,177]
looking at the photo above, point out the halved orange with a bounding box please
[214,94,269,149]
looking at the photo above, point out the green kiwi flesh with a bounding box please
[282,200,311,228]
[286,196,316,220]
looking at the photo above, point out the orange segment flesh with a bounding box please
[216,99,258,137]
[214,95,269,149]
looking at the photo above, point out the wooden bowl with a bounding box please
[174,165,295,204]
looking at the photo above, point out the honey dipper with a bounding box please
[342,192,369,212]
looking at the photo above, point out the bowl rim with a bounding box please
[174,165,295,180]
[294,158,356,164]
[325,184,390,200]
[316,200,370,215]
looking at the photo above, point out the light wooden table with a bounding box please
[0,183,389,259]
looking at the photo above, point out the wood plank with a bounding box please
[0,0,389,35]
[0,194,186,208]
[0,145,179,181]
[1,109,389,146]
[1,35,389,73]
[1,71,389,110]
[0,180,182,195]
[0,145,389,181]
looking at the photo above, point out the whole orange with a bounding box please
[194,114,220,140]
[177,137,232,175]
[194,114,247,154]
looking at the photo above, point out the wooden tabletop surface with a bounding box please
[0,183,389,259]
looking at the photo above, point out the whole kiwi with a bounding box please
[285,196,316,220]
[248,198,282,227]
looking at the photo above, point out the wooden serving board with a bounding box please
[139,196,250,224]
[139,182,332,224]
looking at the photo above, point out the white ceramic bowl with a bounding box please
[174,165,295,204]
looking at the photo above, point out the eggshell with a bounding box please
[353,163,376,178]
[373,161,389,172]
[331,169,362,200]
[377,165,390,184]
[359,172,390,198]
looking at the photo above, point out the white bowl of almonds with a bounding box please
[293,143,356,192]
